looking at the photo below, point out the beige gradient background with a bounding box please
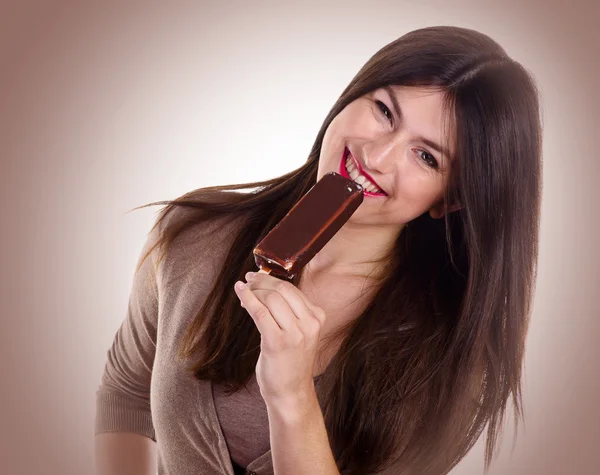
[1,1,599,474]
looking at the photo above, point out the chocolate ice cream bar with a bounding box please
[253,172,364,278]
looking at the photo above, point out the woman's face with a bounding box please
[317,86,458,228]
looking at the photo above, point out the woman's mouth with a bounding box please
[339,148,387,197]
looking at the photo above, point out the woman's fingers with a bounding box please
[234,271,328,357]
[235,282,298,333]
[234,282,280,336]
[245,272,326,325]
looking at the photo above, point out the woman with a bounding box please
[95,26,542,475]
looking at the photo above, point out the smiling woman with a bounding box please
[323,85,461,224]
[95,25,542,475]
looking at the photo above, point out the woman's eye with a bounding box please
[375,100,393,123]
[415,149,439,169]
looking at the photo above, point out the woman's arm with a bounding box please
[95,432,157,475]
[234,272,341,474]
[95,218,162,474]
[266,388,340,475]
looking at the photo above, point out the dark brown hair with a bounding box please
[137,26,542,474]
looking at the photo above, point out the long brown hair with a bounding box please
[137,26,542,474]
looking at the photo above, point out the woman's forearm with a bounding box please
[266,387,340,475]
[95,432,157,475]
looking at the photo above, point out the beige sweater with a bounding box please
[95,207,405,475]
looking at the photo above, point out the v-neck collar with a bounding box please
[204,369,331,474]
[204,378,273,474]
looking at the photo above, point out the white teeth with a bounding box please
[345,154,384,194]
[355,175,367,185]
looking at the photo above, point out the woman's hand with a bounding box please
[234,271,326,409]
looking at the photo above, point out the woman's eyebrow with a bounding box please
[383,86,453,160]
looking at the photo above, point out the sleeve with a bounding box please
[95,218,162,441]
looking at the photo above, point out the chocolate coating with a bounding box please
[253,172,364,278]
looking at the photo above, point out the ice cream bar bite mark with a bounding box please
[252,172,364,278]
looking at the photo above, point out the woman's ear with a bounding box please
[428,200,463,219]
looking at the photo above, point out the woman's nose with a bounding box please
[361,139,401,174]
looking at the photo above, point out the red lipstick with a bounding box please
[339,148,387,197]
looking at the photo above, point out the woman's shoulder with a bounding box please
[154,194,250,282]
[162,204,245,242]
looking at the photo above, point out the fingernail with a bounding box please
[235,281,246,291]
[245,272,256,281]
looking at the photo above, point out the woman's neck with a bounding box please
[302,221,402,281]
